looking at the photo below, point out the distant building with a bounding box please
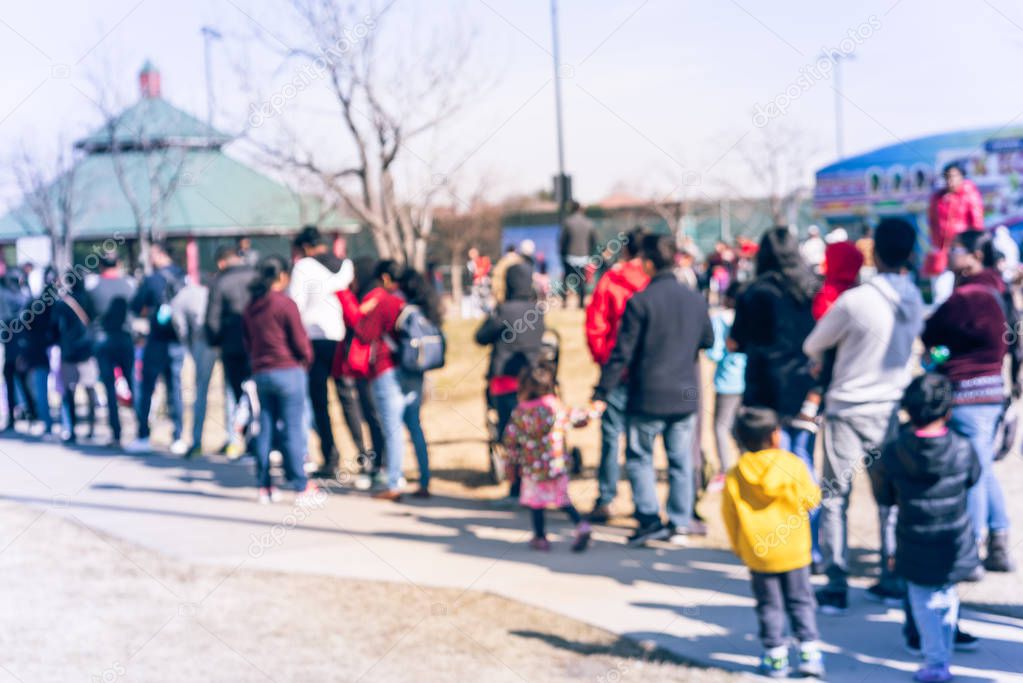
[0,62,361,273]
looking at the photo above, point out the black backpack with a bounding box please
[394,305,446,373]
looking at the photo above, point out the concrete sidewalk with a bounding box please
[1,436,1021,682]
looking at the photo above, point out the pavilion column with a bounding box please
[186,237,199,282]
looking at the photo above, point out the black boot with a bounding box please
[984,530,1017,572]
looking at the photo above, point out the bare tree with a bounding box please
[10,140,83,272]
[249,0,476,270]
[729,122,819,225]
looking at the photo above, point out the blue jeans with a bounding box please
[625,412,696,528]
[596,384,628,507]
[950,403,1009,539]
[28,366,51,431]
[400,370,430,489]
[253,367,308,491]
[136,341,185,440]
[372,369,407,491]
[907,582,958,668]
[190,341,218,448]
[95,335,135,441]
[781,426,821,563]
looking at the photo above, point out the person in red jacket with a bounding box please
[337,260,414,501]
[926,162,984,277]
[584,228,649,521]
[812,240,864,320]
[241,255,317,505]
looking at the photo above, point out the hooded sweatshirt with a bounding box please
[289,253,354,341]
[475,263,545,391]
[872,426,981,586]
[922,268,1008,404]
[585,258,650,366]
[812,241,863,320]
[803,272,924,413]
[721,447,821,574]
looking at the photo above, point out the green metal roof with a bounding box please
[0,149,358,241]
[75,97,232,152]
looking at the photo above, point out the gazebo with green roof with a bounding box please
[0,62,360,272]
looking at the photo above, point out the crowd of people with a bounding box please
[0,227,444,506]
[1,160,1019,680]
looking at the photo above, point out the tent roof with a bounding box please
[75,97,233,152]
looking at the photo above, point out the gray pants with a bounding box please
[751,566,818,649]
[714,393,742,472]
[820,405,899,593]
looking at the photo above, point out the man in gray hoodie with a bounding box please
[802,218,924,614]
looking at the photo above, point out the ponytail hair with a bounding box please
[249,254,289,299]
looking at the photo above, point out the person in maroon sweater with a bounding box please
[337,260,410,501]
[922,230,1015,574]
[242,255,317,504]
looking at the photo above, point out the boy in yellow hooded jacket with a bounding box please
[722,406,823,679]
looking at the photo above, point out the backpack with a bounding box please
[394,304,445,373]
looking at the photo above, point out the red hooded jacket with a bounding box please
[585,259,650,366]
[333,286,403,379]
[812,241,863,320]
[926,179,984,275]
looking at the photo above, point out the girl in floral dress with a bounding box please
[503,363,592,552]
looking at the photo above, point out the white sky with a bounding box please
[2,0,1023,207]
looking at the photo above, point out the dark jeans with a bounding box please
[309,339,341,467]
[136,341,185,440]
[28,366,52,431]
[221,351,251,402]
[3,358,32,423]
[561,259,588,308]
[751,565,819,649]
[253,367,308,491]
[531,505,582,538]
[337,375,385,472]
[96,335,134,440]
[493,391,520,496]
[596,383,627,507]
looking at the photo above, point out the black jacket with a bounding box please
[205,265,257,354]
[131,265,185,343]
[475,264,544,380]
[51,290,96,363]
[594,271,713,416]
[730,272,817,419]
[873,426,981,586]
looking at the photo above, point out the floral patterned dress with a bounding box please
[502,394,574,509]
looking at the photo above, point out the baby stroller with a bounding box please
[484,329,583,484]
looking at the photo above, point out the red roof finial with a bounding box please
[139,60,161,99]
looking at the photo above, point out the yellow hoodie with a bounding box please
[721,448,822,574]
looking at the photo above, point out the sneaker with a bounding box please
[170,439,189,456]
[797,645,825,678]
[627,521,671,547]
[816,588,848,615]
[964,564,985,582]
[41,432,60,443]
[955,628,980,652]
[668,520,708,539]
[295,483,325,507]
[354,473,373,491]
[913,664,952,683]
[185,446,202,459]
[224,442,245,460]
[588,504,612,523]
[865,582,905,607]
[572,522,592,553]
[706,473,726,493]
[758,650,791,679]
[529,537,551,552]
[124,437,152,454]
[28,422,46,437]
[905,634,922,657]
[257,487,279,504]
[371,489,402,502]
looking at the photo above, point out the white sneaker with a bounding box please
[124,437,152,454]
[28,422,46,437]
[269,450,283,466]
[257,487,280,504]
[295,483,326,508]
[40,432,60,443]
[354,474,372,491]
[170,439,189,456]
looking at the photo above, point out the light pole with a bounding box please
[201,26,223,127]
[826,51,855,159]
[550,0,569,216]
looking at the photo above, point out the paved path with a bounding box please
[1,436,1021,682]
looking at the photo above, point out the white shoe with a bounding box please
[295,483,326,508]
[354,474,372,491]
[258,487,280,504]
[40,432,60,443]
[28,422,46,437]
[269,450,283,465]
[170,439,189,456]
[124,437,152,454]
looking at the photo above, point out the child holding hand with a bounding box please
[722,407,824,679]
[503,363,592,552]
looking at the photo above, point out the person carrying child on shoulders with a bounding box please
[721,406,824,679]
